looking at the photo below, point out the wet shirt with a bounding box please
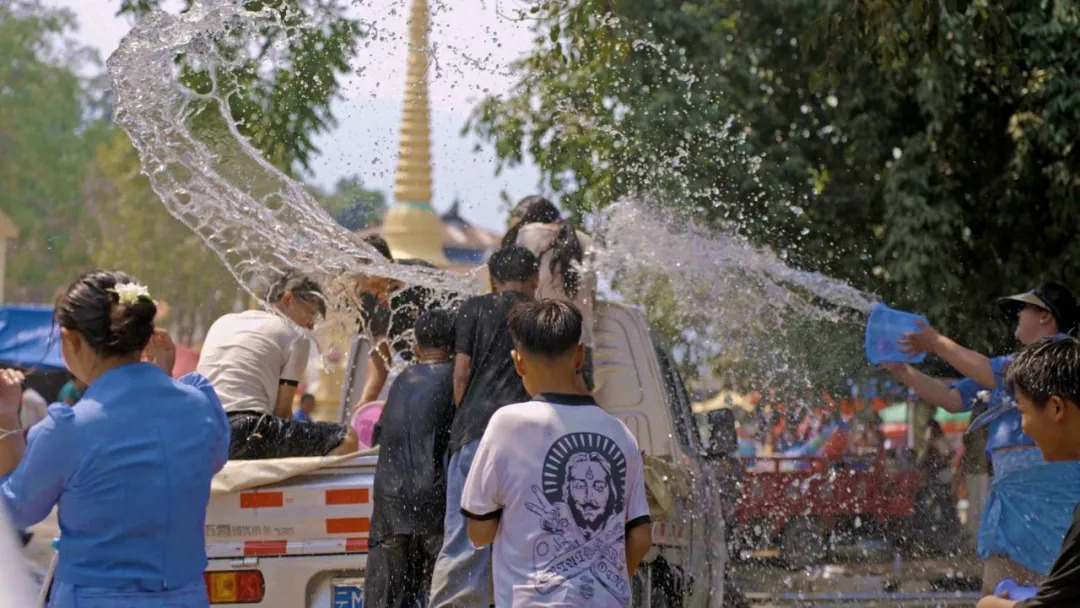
[952,344,1068,455]
[1016,502,1080,608]
[0,364,230,590]
[448,291,532,453]
[370,361,455,541]
[461,394,650,608]
[198,309,311,415]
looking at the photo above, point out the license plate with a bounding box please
[331,579,364,608]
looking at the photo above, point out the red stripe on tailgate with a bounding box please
[325,488,370,505]
[326,518,370,534]
[244,540,288,556]
[239,492,284,508]
[345,538,369,553]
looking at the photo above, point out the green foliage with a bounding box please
[0,0,100,303]
[314,176,386,231]
[116,0,362,175]
[471,0,1080,385]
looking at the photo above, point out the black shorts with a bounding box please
[227,412,348,460]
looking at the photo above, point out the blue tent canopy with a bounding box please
[0,305,64,371]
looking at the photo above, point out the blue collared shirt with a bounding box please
[952,336,1068,454]
[292,408,311,422]
[1,363,229,591]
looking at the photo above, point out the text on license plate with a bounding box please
[332,582,363,608]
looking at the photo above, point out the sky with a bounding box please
[46,0,544,231]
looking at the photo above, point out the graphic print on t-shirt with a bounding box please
[526,431,630,603]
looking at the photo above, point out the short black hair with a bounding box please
[268,269,326,315]
[508,299,582,357]
[300,393,316,403]
[1006,337,1080,408]
[363,235,393,261]
[414,309,455,351]
[488,245,539,284]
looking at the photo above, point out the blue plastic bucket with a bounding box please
[864,303,929,364]
[994,579,1037,601]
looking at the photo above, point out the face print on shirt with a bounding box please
[528,432,631,602]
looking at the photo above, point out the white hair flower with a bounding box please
[110,283,152,306]
[977,390,991,403]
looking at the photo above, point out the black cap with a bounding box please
[997,281,1079,334]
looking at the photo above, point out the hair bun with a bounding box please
[107,295,157,356]
[56,270,157,358]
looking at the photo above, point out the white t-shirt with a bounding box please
[461,393,650,608]
[197,310,311,415]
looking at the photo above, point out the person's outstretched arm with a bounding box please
[900,322,995,388]
[882,363,965,413]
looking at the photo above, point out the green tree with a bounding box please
[116,0,362,175]
[85,131,238,342]
[315,176,386,231]
[0,0,102,303]
[470,0,1080,376]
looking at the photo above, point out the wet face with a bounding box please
[1015,304,1054,345]
[282,291,322,330]
[1016,390,1068,461]
[566,457,613,531]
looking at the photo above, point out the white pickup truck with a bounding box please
[201,301,736,607]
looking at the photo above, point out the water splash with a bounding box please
[106,0,477,351]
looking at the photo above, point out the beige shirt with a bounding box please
[515,222,596,344]
[197,310,311,415]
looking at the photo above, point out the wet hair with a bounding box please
[363,235,393,261]
[55,270,157,358]
[489,245,540,284]
[1006,337,1080,408]
[508,299,582,357]
[268,269,326,316]
[501,196,586,297]
[414,309,456,351]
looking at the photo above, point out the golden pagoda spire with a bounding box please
[381,0,448,265]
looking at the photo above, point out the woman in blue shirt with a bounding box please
[0,270,230,607]
[883,282,1080,594]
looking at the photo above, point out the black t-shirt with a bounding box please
[369,361,455,540]
[1017,502,1080,607]
[448,291,531,452]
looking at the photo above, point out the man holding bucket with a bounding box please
[881,282,1080,594]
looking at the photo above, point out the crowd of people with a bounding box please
[6,193,1080,608]
[0,196,658,608]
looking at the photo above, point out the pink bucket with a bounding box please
[351,401,384,449]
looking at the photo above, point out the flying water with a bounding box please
[106,0,878,381]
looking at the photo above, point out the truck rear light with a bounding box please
[204,570,265,604]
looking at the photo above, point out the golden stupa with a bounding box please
[380,0,449,266]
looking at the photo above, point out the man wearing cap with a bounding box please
[882,281,1080,594]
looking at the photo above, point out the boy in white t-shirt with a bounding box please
[461,300,652,607]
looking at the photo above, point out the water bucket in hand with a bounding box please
[994,579,1037,601]
[351,401,384,449]
[864,303,929,364]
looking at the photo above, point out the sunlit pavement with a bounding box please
[736,549,983,607]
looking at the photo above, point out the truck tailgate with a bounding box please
[206,460,377,560]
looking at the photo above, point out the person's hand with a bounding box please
[0,368,26,415]
[899,321,941,358]
[143,329,177,376]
